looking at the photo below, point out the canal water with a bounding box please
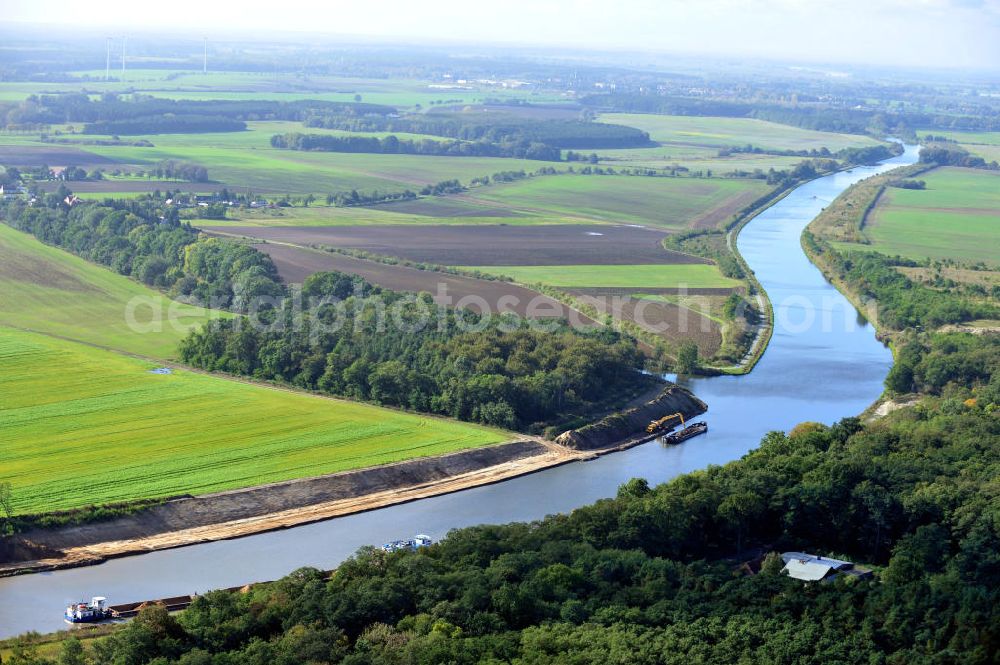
[0,145,919,638]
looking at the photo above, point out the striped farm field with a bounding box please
[862,167,1000,264]
[0,327,509,515]
[0,222,224,359]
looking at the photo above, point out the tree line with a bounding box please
[178,269,647,432]
[0,193,283,311]
[302,111,651,149]
[151,160,210,182]
[919,144,1000,169]
[270,133,561,161]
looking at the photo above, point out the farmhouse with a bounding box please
[781,552,873,582]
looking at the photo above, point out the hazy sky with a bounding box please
[6,0,1000,69]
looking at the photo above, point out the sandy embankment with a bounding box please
[0,387,706,577]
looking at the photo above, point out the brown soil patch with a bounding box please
[256,242,598,325]
[363,197,522,218]
[228,224,704,267]
[898,266,1000,288]
[689,189,761,229]
[0,146,119,167]
[578,291,722,356]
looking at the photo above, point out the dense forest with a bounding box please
[270,133,561,161]
[82,115,245,135]
[0,193,283,311]
[178,270,648,432]
[303,111,651,149]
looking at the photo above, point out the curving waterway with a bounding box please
[0,145,919,638]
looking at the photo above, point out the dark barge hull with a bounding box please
[663,422,708,444]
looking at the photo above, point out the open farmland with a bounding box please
[0,71,562,107]
[0,327,509,515]
[600,114,882,152]
[593,114,883,174]
[196,200,548,227]
[862,167,1000,264]
[0,223,223,359]
[221,224,702,266]
[464,174,767,228]
[255,243,597,323]
[0,122,558,196]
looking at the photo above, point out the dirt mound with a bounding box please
[0,537,62,563]
[556,385,707,450]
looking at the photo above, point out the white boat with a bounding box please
[65,597,110,623]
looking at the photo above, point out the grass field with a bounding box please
[594,114,881,175]
[193,172,768,229]
[861,167,1000,264]
[465,174,767,228]
[462,264,740,289]
[0,326,509,515]
[0,223,223,359]
[601,114,881,152]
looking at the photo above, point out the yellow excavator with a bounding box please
[646,412,685,434]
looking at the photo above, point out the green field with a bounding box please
[81,135,552,196]
[593,113,882,175]
[860,167,1000,264]
[192,172,768,229]
[602,114,881,152]
[463,264,740,289]
[918,129,1000,164]
[0,223,223,359]
[0,122,555,196]
[920,129,1000,146]
[0,327,508,514]
[465,174,766,228]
